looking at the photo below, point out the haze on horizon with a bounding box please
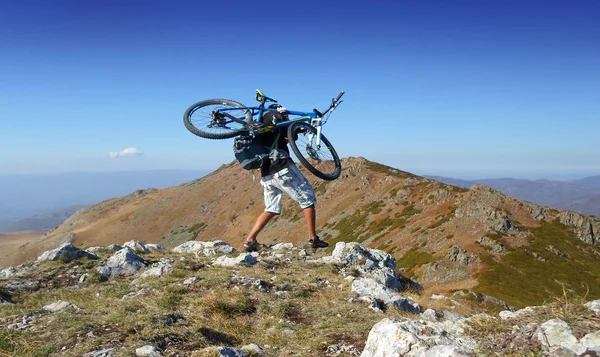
[1,0,599,180]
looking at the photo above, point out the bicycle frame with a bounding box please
[218,105,327,147]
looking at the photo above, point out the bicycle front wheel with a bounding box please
[287,122,341,181]
[184,99,250,139]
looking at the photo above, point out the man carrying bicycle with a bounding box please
[243,107,329,252]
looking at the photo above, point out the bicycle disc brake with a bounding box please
[305,134,321,161]
[208,111,228,129]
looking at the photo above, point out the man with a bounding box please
[243,108,329,252]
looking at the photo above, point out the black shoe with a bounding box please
[243,240,262,252]
[308,237,329,248]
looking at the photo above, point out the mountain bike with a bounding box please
[183,89,344,181]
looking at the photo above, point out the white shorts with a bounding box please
[261,164,316,214]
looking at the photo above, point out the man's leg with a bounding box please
[303,205,317,241]
[246,211,278,243]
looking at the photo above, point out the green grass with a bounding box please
[398,246,434,270]
[474,220,600,308]
[428,206,456,229]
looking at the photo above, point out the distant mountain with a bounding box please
[555,193,600,217]
[0,170,209,225]
[0,205,87,232]
[425,175,600,216]
[570,176,600,191]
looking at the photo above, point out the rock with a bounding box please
[420,308,439,322]
[107,244,123,252]
[213,253,258,267]
[82,348,115,357]
[580,331,600,353]
[352,278,419,313]
[534,319,586,355]
[124,240,150,254]
[37,243,98,263]
[0,288,12,304]
[360,317,476,357]
[172,241,206,253]
[559,211,600,245]
[3,280,40,292]
[445,246,474,266]
[281,329,295,336]
[0,267,17,280]
[135,345,162,356]
[198,347,249,357]
[96,247,145,279]
[145,244,167,253]
[43,300,79,312]
[139,258,174,278]
[584,299,600,317]
[476,236,506,255]
[240,344,266,356]
[271,242,294,251]
[86,246,107,254]
[122,288,155,299]
[324,242,406,291]
[79,273,88,284]
[202,241,235,256]
[499,306,540,320]
[183,277,199,285]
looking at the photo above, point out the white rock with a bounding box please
[240,344,266,356]
[0,267,17,280]
[352,278,419,313]
[172,241,206,253]
[421,309,439,322]
[37,243,98,263]
[86,246,107,254]
[43,300,79,312]
[82,348,115,357]
[580,331,600,353]
[139,261,173,279]
[431,294,447,300]
[360,318,476,357]
[135,345,162,356]
[123,240,149,254]
[79,273,88,284]
[499,306,540,320]
[145,244,167,253]
[271,242,294,250]
[584,299,600,317]
[534,319,586,355]
[281,329,295,336]
[213,253,258,267]
[96,247,145,278]
[183,277,198,285]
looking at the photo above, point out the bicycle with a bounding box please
[183,89,345,181]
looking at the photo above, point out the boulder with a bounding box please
[584,299,600,317]
[213,253,258,267]
[97,247,145,279]
[139,258,174,278]
[198,347,249,357]
[271,242,294,251]
[37,243,98,263]
[201,241,235,256]
[0,267,17,280]
[43,300,79,312]
[534,319,586,355]
[82,348,115,357]
[559,211,600,245]
[580,331,600,354]
[145,244,167,253]
[351,278,419,313]
[323,242,405,291]
[123,240,150,254]
[360,318,476,357]
[135,345,162,356]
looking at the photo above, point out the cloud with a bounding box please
[109,148,142,159]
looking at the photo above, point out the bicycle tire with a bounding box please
[287,122,341,181]
[184,99,250,139]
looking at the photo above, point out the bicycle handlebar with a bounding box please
[319,90,345,117]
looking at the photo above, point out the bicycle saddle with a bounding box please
[256,89,278,103]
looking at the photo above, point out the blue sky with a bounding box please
[1,0,599,179]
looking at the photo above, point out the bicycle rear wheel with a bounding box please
[287,122,341,181]
[184,99,249,139]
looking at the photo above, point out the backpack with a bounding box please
[233,122,289,170]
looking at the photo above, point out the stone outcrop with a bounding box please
[213,253,258,267]
[445,245,476,266]
[37,243,98,263]
[0,267,17,280]
[360,317,476,357]
[43,300,79,312]
[123,240,150,254]
[139,258,174,279]
[322,242,406,291]
[584,299,600,316]
[534,319,587,355]
[559,211,600,245]
[351,278,419,313]
[97,247,145,278]
[172,240,234,256]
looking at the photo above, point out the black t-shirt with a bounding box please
[260,113,293,177]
